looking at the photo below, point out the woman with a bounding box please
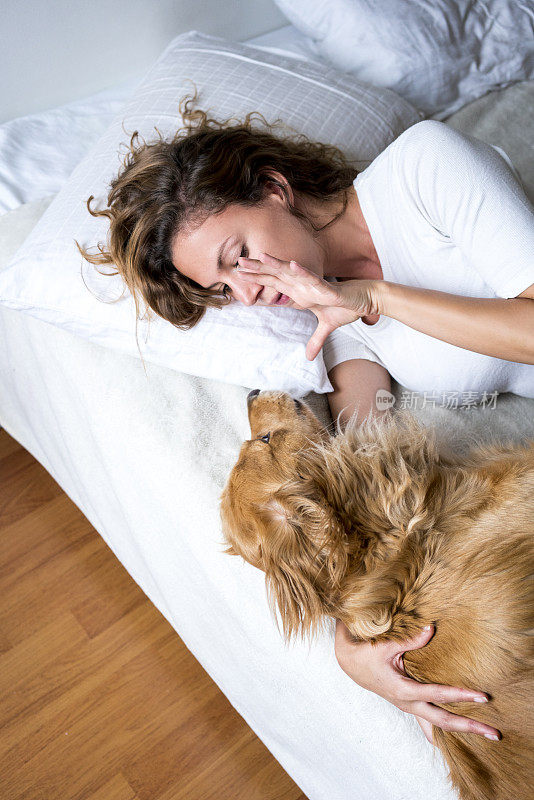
[78,88,534,746]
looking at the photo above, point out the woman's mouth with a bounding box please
[273,293,290,305]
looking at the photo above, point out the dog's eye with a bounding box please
[258,432,270,443]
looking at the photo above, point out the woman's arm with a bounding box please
[359,121,534,365]
[341,280,534,365]
[326,358,392,432]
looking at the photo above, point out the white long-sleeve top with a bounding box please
[322,120,534,401]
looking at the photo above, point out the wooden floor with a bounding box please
[0,428,309,800]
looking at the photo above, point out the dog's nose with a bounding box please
[247,388,260,407]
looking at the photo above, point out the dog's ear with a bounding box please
[338,585,393,640]
[337,567,401,641]
[260,485,349,643]
[220,481,265,567]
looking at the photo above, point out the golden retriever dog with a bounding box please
[219,389,534,800]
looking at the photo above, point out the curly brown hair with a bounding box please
[75,82,359,335]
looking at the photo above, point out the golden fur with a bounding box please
[220,390,534,800]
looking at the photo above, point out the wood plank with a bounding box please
[0,429,308,800]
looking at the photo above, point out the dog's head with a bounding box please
[220,389,349,642]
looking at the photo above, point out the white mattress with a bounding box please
[2,24,534,800]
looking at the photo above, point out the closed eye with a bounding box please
[222,244,248,294]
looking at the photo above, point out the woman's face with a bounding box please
[170,173,326,306]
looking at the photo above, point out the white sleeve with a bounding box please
[395,120,534,299]
[322,325,382,373]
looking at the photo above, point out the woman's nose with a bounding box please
[233,280,262,306]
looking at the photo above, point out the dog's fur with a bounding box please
[220,390,534,800]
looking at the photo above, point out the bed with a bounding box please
[1,17,534,800]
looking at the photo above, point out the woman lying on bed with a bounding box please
[77,89,534,747]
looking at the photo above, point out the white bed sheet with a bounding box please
[2,24,534,800]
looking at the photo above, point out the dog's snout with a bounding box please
[247,388,260,407]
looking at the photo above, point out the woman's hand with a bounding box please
[334,619,502,745]
[236,252,380,361]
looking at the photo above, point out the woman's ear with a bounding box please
[261,487,349,643]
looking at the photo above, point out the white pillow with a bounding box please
[0,30,421,397]
[272,0,534,120]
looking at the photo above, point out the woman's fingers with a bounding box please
[237,252,293,282]
[401,678,500,739]
[392,624,435,655]
[237,253,339,305]
[236,259,301,302]
[252,252,302,272]
[400,674,489,707]
[411,701,501,740]
[394,626,491,705]
[391,625,501,740]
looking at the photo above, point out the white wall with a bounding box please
[0,0,287,124]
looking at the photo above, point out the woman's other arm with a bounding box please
[334,620,501,744]
[326,358,502,744]
[326,357,392,432]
